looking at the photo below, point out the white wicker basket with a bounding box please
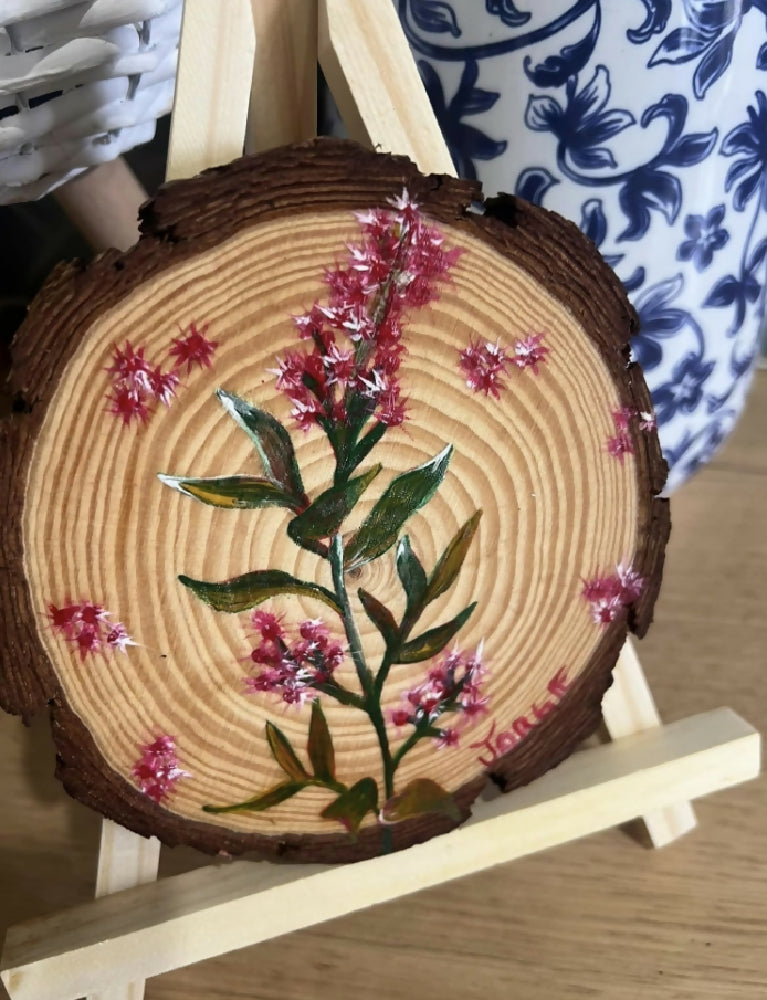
[0,0,181,204]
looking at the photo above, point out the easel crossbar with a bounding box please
[2,708,758,1000]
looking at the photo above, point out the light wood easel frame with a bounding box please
[1,4,760,998]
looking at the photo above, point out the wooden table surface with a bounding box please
[1,372,765,1000]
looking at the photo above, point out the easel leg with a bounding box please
[86,821,161,1000]
[602,639,697,846]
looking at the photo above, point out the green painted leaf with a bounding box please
[321,777,378,837]
[424,510,482,606]
[157,474,302,511]
[345,445,453,570]
[307,701,335,782]
[179,569,341,614]
[380,778,460,824]
[396,602,477,663]
[396,535,427,614]
[288,464,381,546]
[217,389,306,502]
[202,781,308,814]
[266,721,309,781]
[358,588,399,646]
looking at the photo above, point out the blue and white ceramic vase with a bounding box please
[398,0,767,491]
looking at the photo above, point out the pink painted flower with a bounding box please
[458,339,510,398]
[107,385,152,426]
[581,563,644,627]
[147,366,180,407]
[106,341,151,386]
[638,410,657,432]
[433,727,460,750]
[612,407,635,431]
[274,189,459,434]
[244,613,347,707]
[607,406,657,459]
[392,642,489,744]
[606,431,634,462]
[132,735,190,804]
[168,322,218,372]
[512,333,549,374]
[616,561,644,603]
[46,599,135,659]
[106,338,189,426]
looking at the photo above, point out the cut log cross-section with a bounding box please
[0,139,668,862]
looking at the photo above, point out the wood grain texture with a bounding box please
[0,372,764,999]
[247,0,317,153]
[165,0,255,181]
[318,0,455,174]
[0,140,666,860]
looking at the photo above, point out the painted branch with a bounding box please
[0,139,669,861]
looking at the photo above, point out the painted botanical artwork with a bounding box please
[155,193,495,833]
[4,141,667,860]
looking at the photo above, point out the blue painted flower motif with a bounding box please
[652,350,716,423]
[514,167,559,206]
[525,66,635,170]
[676,204,729,270]
[649,0,747,99]
[617,94,718,241]
[485,0,530,28]
[631,274,692,372]
[721,90,767,211]
[418,58,507,179]
[628,0,672,44]
[409,0,461,37]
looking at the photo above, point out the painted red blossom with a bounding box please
[106,323,215,428]
[581,562,645,626]
[459,332,548,396]
[168,321,219,373]
[606,406,658,462]
[244,611,346,707]
[131,735,190,803]
[105,340,181,427]
[458,339,510,398]
[46,600,135,660]
[272,188,460,433]
[392,642,489,749]
[511,333,549,374]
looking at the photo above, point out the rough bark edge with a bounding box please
[0,137,668,862]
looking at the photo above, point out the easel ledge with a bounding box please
[0,3,760,999]
[2,709,759,1000]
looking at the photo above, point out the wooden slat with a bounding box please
[83,7,259,1000]
[603,640,698,845]
[166,0,256,180]
[2,708,758,1000]
[318,0,454,174]
[247,0,317,152]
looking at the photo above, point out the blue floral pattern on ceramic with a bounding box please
[398,0,767,492]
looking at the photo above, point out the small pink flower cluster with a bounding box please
[581,562,645,626]
[131,735,190,804]
[389,642,489,750]
[106,322,217,426]
[46,600,135,660]
[272,189,460,432]
[244,611,346,707]
[606,406,657,462]
[458,332,549,397]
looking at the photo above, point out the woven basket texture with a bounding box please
[0,0,180,204]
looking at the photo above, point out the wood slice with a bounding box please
[0,139,669,862]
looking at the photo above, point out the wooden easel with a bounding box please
[1,4,759,998]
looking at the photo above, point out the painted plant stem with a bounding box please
[329,533,395,799]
